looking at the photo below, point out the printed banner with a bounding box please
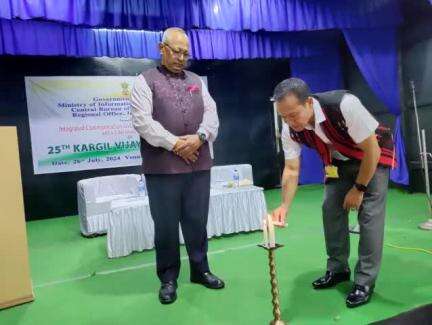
[25,76,141,174]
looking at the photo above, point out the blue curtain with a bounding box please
[290,52,344,184]
[0,19,339,59]
[0,0,402,31]
[188,29,340,60]
[0,1,406,185]
[343,28,409,185]
[0,19,163,58]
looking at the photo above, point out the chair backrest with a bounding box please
[210,164,254,188]
[77,174,141,202]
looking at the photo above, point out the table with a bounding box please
[107,186,267,258]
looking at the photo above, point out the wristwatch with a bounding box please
[354,182,367,192]
[197,132,207,143]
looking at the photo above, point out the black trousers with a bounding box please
[145,170,211,283]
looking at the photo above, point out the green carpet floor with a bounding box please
[1,185,432,324]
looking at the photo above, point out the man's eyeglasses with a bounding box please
[163,42,189,59]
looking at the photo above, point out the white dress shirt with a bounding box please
[131,73,219,151]
[282,94,379,160]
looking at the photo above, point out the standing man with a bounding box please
[131,27,224,305]
[271,78,395,308]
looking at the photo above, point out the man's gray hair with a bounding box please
[162,27,188,43]
[271,77,311,103]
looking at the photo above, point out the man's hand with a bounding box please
[343,187,364,211]
[271,204,288,227]
[173,138,186,153]
[175,134,202,158]
[173,137,200,164]
[181,152,199,164]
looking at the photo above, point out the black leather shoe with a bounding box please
[159,281,177,304]
[191,272,225,289]
[312,270,351,289]
[346,284,374,308]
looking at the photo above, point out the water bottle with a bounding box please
[138,174,146,196]
[232,168,240,187]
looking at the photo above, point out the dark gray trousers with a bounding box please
[322,160,389,287]
[145,170,211,283]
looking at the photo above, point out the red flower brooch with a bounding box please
[187,84,200,95]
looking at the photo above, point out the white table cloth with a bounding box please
[78,164,253,236]
[107,186,267,258]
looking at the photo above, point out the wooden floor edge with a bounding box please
[0,295,34,310]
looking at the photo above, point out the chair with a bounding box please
[77,174,144,236]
